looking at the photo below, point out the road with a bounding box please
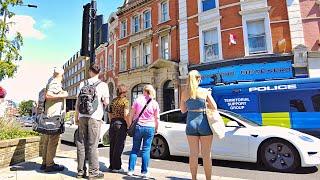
[60,139,320,180]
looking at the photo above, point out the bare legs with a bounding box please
[187,135,213,180]
[200,135,213,180]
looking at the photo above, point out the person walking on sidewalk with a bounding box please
[127,85,160,179]
[180,70,216,180]
[75,64,109,179]
[108,84,129,173]
[41,67,68,172]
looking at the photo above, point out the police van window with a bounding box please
[167,111,186,124]
[312,94,320,112]
[261,90,319,113]
[290,99,306,112]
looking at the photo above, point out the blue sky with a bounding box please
[1,0,124,102]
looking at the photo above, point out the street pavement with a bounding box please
[60,139,320,180]
[0,147,245,180]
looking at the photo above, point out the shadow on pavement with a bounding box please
[9,162,77,177]
[166,177,190,180]
[121,175,156,180]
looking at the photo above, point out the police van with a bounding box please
[205,78,320,138]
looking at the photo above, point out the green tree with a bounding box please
[0,0,24,81]
[19,100,34,116]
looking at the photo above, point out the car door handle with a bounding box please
[165,126,172,128]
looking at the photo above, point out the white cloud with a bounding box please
[41,19,54,29]
[1,61,57,103]
[6,15,45,40]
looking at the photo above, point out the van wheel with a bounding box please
[151,136,169,159]
[260,138,300,172]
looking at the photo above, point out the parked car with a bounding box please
[20,116,35,127]
[61,117,110,146]
[152,109,320,172]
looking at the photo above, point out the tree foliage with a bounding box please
[0,0,24,81]
[18,100,34,116]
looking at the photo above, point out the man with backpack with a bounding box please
[40,67,68,172]
[75,64,109,179]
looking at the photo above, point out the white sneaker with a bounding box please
[127,171,134,176]
[141,172,151,179]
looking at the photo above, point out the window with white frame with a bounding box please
[160,35,169,59]
[120,49,127,71]
[132,15,140,33]
[203,29,219,62]
[132,46,140,68]
[143,10,151,29]
[120,21,127,38]
[143,42,151,65]
[202,0,216,12]
[247,20,267,54]
[81,71,84,80]
[160,1,169,22]
[107,55,113,70]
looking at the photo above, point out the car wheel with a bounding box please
[260,138,300,172]
[151,136,169,159]
[74,130,78,145]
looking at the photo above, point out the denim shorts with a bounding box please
[186,112,213,136]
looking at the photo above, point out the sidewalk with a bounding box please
[0,150,247,180]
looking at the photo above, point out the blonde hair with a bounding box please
[188,70,201,99]
[143,84,156,99]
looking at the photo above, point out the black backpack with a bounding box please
[77,80,101,115]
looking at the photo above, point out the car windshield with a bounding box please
[219,109,260,127]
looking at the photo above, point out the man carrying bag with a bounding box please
[35,67,68,172]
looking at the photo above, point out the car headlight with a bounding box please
[299,135,314,142]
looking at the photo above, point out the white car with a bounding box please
[151,109,320,172]
[61,118,110,146]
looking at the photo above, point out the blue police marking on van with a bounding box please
[204,78,320,138]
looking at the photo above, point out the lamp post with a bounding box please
[19,4,38,8]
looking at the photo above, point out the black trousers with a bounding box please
[109,118,127,170]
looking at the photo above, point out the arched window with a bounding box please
[163,80,175,111]
[131,84,147,103]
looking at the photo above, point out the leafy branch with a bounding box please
[0,0,24,81]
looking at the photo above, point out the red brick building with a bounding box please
[179,0,299,83]
[112,0,181,111]
[178,0,320,82]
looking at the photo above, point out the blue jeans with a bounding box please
[128,125,155,173]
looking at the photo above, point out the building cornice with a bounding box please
[117,0,152,16]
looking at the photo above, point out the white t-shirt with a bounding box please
[78,75,109,120]
[45,78,65,117]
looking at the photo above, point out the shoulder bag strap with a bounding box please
[92,80,101,87]
[134,98,152,124]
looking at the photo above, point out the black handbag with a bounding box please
[33,97,65,135]
[127,98,152,137]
